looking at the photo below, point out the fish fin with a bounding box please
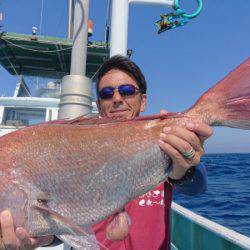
[33,204,108,249]
[58,234,100,250]
[45,115,126,126]
[186,58,250,129]
[44,118,72,125]
[45,113,182,126]
[72,113,182,124]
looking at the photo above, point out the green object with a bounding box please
[156,0,202,34]
[0,32,109,79]
[171,205,249,250]
[174,0,180,9]
[174,0,203,19]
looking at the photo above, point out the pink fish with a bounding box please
[0,59,249,248]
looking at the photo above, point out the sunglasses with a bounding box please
[98,84,141,100]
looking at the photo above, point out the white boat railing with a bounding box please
[171,202,250,249]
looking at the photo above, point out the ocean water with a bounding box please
[173,153,250,237]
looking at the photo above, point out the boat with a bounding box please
[0,74,99,137]
[0,0,249,249]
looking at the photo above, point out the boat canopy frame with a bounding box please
[0,32,109,79]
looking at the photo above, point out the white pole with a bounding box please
[67,0,73,39]
[70,0,89,75]
[129,0,174,6]
[58,0,92,119]
[110,0,129,56]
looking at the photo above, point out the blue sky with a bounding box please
[0,0,249,153]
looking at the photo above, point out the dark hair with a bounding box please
[96,55,147,96]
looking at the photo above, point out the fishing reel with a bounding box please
[155,0,202,34]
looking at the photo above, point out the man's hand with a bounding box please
[0,210,54,250]
[106,212,130,241]
[158,110,213,180]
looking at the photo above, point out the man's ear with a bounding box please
[140,94,147,113]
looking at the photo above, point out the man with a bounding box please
[0,55,212,249]
[92,55,211,249]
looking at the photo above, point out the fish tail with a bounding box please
[186,58,250,129]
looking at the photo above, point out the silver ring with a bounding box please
[182,147,195,159]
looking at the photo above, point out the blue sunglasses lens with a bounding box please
[98,84,138,100]
[119,84,136,96]
[98,87,114,99]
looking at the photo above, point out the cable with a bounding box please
[90,61,106,80]
[1,37,72,53]
[1,44,22,82]
[105,0,111,45]
[55,2,67,36]
[1,36,106,54]
[39,0,44,35]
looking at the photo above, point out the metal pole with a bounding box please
[70,0,89,75]
[110,0,129,56]
[67,0,73,39]
[59,0,92,119]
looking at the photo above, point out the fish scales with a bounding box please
[0,118,171,236]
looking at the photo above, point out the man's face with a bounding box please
[97,69,147,119]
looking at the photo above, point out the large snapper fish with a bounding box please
[0,59,249,249]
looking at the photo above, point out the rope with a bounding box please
[1,37,72,53]
[1,44,22,81]
[39,0,44,35]
[91,63,103,80]
[55,2,67,36]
